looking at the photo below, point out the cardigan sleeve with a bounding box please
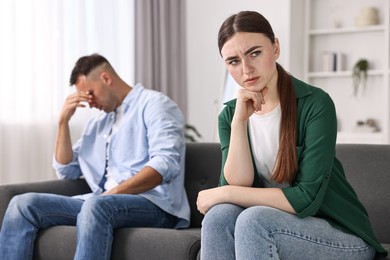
[282,90,337,218]
[217,101,235,186]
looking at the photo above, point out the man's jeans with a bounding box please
[0,193,176,260]
[201,203,376,260]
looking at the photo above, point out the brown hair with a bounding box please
[69,53,110,86]
[218,11,298,184]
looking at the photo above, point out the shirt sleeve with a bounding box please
[52,138,83,180]
[282,91,337,218]
[143,94,185,183]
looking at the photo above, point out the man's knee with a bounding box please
[4,193,45,222]
[8,193,39,212]
[78,196,111,219]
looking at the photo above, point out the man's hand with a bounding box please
[55,91,92,164]
[59,91,93,123]
[102,166,163,195]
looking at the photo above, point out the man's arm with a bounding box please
[102,90,184,196]
[55,91,92,164]
[103,166,163,195]
[55,120,73,164]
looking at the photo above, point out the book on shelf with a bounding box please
[321,52,345,72]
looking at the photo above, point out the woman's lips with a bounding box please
[244,76,259,84]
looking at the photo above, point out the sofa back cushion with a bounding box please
[184,142,390,244]
[185,143,221,228]
[336,144,390,243]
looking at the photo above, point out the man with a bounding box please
[0,54,190,260]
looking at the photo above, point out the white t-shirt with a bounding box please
[104,105,125,191]
[248,104,288,188]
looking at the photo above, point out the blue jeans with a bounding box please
[0,192,175,260]
[201,203,376,260]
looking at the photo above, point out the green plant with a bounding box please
[352,59,368,96]
[185,124,202,142]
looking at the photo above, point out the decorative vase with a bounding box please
[355,7,379,27]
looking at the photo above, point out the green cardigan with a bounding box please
[218,76,387,257]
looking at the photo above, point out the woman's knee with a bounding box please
[235,206,284,233]
[202,203,243,228]
[201,203,243,243]
[201,203,243,258]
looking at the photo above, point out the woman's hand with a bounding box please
[197,186,228,215]
[234,87,268,122]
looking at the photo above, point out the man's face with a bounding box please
[75,74,115,113]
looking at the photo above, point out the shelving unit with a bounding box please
[303,0,390,144]
[308,24,385,35]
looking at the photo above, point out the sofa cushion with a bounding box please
[336,144,390,244]
[34,226,201,260]
[383,244,390,260]
[34,226,76,260]
[184,143,221,228]
[111,228,200,259]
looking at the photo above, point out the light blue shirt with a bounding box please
[53,83,190,228]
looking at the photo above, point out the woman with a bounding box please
[196,11,387,260]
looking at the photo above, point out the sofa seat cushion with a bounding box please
[34,226,201,260]
[382,244,390,259]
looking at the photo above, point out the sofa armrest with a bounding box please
[0,179,91,228]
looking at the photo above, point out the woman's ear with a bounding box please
[274,38,280,59]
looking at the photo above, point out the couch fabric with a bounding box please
[0,143,388,259]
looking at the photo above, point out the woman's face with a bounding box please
[221,32,280,92]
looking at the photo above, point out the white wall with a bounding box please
[186,0,303,142]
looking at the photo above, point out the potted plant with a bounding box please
[185,124,202,142]
[352,59,368,96]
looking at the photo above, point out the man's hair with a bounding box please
[69,54,110,86]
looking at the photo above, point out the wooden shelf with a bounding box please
[304,0,389,144]
[337,132,384,144]
[309,25,385,36]
[307,70,384,78]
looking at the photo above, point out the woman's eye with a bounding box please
[251,51,261,57]
[229,59,239,65]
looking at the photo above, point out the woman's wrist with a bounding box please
[231,115,248,128]
[221,185,232,202]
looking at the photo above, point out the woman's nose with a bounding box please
[242,59,254,75]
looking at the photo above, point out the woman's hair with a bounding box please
[218,11,298,184]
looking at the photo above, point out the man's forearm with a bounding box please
[103,166,163,195]
[54,121,74,164]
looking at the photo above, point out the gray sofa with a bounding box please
[0,143,389,259]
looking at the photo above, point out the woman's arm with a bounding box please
[223,88,267,186]
[197,185,295,214]
[282,90,337,217]
[223,118,254,186]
